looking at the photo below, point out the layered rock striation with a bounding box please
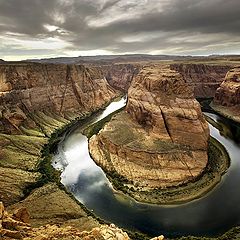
[212,67,240,122]
[105,64,140,92]
[0,63,117,135]
[90,65,209,192]
[171,63,231,98]
[0,63,119,232]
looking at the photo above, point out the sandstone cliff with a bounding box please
[212,67,240,122]
[0,63,120,233]
[105,64,139,92]
[90,65,209,194]
[0,63,117,135]
[171,63,231,98]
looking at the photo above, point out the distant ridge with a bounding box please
[25,54,194,64]
[25,54,240,65]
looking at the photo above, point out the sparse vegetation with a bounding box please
[83,106,125,138]
[93,134,230,205]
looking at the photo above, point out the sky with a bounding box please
[0,0,240,61]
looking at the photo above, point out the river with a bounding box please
[52,97,240,238]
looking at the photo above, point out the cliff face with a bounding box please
[90,65,209,192]
[105,64,140,91]
[171,64,231,98]
[0,63,119,230]
[0,63,117,135]
[212,67,240,122]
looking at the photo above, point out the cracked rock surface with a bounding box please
[90,65,209,189]
[212,67,240,123]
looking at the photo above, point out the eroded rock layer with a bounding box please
[0,63,117,135]
[171,64,231,98]
[105,64,140,91]
[90,65,209,190]
[0,63,119,233]
[212,67,240,122]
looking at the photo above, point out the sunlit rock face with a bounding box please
[0,62,119,207]
[212,67,240,122]
[0,63,118,134]
[90,65,209,189]
[170,63,231,98]
[0,201,131,240]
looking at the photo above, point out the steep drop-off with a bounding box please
[0,63,117,135]
[212,67,240,122]
[90,65,210,200]
[171,63,231,98]
[105,64,140,92]
[0,63,119,230]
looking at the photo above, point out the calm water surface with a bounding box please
[53,98,240,238]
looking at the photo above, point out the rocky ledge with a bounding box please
[89,64,210,203]
[211,67,240,122]
[1,202,167,240]
[0,202,132,240]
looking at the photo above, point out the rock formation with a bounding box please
[0,63,120,236]
[105,64,139,91]
[0,63,117,135]
[212,67,240,122]
[90,65,209,193]
[0,202,131,240]
[171,63,231,98]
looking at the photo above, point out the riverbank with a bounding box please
[37,97,238,240]
[1,95,128,235]
[211,102,240,124]
[86,102,230,205]
[89,126,230,205]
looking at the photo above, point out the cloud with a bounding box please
[0,0,239,60]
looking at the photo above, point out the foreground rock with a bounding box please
[1,202,132,240]
[7,183,98,229]
[212,67,240,122]
[90,65,209,200]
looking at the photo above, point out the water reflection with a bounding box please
[53,99,240,238]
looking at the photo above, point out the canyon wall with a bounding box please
[212,67,240,122]
[90,64,209,193]
[104,64,140,91]
[0,63,119,230]
[171,63,231,98]
[0,63,118,135]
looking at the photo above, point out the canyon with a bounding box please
[212,67,240,122]
[0,63,120,234]
[0,59,239,239]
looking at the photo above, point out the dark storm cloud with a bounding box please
[0,0,240,59]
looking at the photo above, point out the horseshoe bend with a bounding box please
[0,59,239,239]
[89,64,229,204]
